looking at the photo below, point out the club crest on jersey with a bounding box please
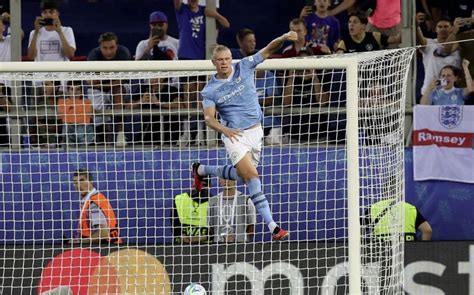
[439,105,462,129]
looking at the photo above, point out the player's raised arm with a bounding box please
[260,31,298,60]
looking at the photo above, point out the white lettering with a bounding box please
[417,131,466,146]
[211,262,304,294]
[217,85,245,104]
[404,261,445,294]
[458,245,474,295]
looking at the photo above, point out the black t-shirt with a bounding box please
[340,32,389,53]
[87,44,131,61]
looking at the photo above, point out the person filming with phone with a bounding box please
[135,11,179,60]
[27,0,75,61]
[420,59,473,105]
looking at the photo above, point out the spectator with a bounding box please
[177,75,207,147]
[336,11,400,53]
[0,84,11,147]
[137,77,182,145]
[87,80,114,145]
[27,0,76,61]
[87,32,131,61]
[255,70,285,145]
[282,18,308,58]
[0,15,11,62]
[28,81,61,148]
[174,0,230,60]
[282,47,329,142]
[416,14,462,96]
[420,60,473,105]
[230,28,257,59]
[207,179,256,243]
[366,0,401,40]
[135,11,179,60]
[70,169,122,245]
[87,33,135,146]
[300,0,341,54]
[57,81,94,146]
[364,200,432,241]
[172,176,210,244]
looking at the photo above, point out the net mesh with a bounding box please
[0,47,415,294]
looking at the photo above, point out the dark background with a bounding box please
[19,0,307,57]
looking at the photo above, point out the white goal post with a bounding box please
[0,47,415,294]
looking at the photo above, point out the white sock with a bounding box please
[197,165,206,176]
[269,222,278,233]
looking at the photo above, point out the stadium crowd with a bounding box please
[0,0,472,148]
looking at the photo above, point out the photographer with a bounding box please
[420,59,473,105]
[135,11,179,60]
[27,0,75,61]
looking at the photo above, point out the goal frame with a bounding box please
[0,57,361,294]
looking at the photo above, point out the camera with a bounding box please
[438,79,448,87]
[40,18,54,26]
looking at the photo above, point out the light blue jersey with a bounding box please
[429,87,465,105]
[201,52,264,129]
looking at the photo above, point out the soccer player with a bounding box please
[192,31,298,241]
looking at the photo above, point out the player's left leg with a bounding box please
[235,153,288,241]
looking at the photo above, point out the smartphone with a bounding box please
[438,79,448,87]
[306,0,315,12]
[40,18,54,26]
[461,17,471,27]
[151,27,161,37]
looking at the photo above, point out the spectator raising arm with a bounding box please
[328,0,356,16]
[53,17,75,60]
[420,78,439,105]
[26,17,42,60]
[416,12,427,47]
[462,59,473,97]
[205,8,230,28]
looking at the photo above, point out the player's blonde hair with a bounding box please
[211,45,231,60]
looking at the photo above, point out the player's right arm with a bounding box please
[260,31,298,60]
[203,106,242,142]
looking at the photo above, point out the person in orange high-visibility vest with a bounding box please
[71,169,122,244]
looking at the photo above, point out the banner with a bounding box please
[413,105,474,183]
[2,242,474,295]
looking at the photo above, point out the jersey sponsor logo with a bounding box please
[217,84,245,104]
[439,105,462,129]
[412,129,473,148]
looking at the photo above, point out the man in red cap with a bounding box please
[135,10,179,60]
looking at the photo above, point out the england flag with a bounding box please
[413,105,474,183]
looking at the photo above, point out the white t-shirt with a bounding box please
[135,35,179,60]
[0,35,11,62]
[28,26,76,61]
[0,36,11,86]
[421,38,461,95]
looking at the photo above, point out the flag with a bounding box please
[413,105,474,183]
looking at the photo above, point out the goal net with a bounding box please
[0,47,414,294]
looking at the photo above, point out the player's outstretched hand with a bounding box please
[222,127,242,143]
[284,31,298,42]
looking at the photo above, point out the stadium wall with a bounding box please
[1,148,473,243]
